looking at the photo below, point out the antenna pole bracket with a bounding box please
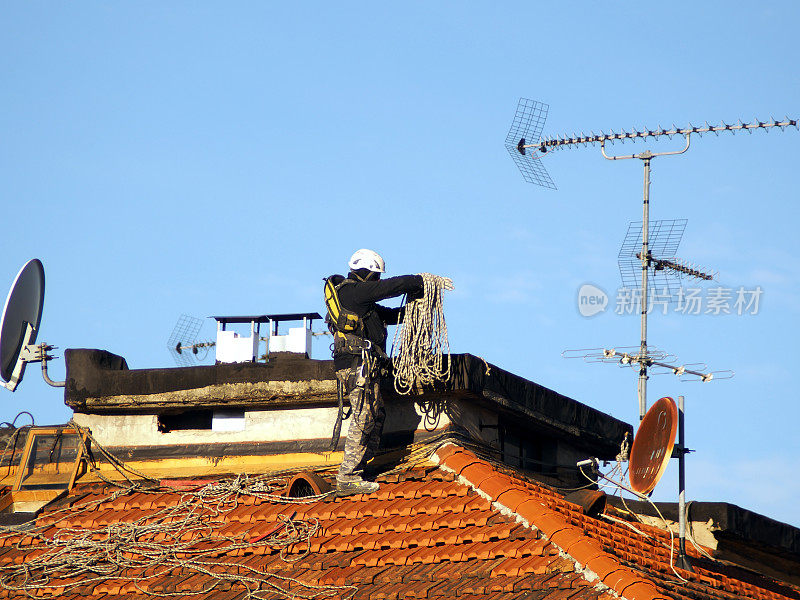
[601,133,691,161]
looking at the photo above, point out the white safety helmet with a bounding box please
[348,249,386,273]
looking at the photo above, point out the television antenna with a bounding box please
[0,259,65,392]
[617,219,715,300]
[506,98,796,181]
[167,315,216,367]
[564,218,730,421]
[506,99,788,418]
[167,313,326,366]
[585,218,723,419]
[563,346,733,383]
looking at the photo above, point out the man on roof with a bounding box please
[324,249,452,496]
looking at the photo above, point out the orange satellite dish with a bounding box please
[629,396,678,495]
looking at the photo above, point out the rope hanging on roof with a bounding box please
[391,272,452,395]
[0,473,353,599]
[0,419,353,599]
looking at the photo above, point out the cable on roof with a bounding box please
[578,462,693,584]
[0,420,352,597]
[684,501,715,561]
[0,412,35,479]
[0,411,34,429]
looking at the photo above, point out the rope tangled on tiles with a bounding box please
[392,272,452,395]
[0,436,351,600]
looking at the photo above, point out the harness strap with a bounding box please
[330,378,346,451]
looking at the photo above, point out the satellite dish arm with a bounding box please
[1,323,35,392]
[1,337,65,390]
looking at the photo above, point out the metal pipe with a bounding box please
[601,135,691,420]
[677,395,692,571]
[600,134,690,161]
[639,157,651,421]
[41,352,65,388]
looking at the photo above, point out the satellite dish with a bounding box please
[629,396,678,495]
[0,259,64,392]
[0,260,45,391]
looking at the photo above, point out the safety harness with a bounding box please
[324,274,387,450]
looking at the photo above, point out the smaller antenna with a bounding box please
[647,256,714,281]
[563,347,734,384]
[618,219,715,300]
[619,219,687,298]
[167,315,215,367]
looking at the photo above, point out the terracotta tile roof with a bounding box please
[0,443,797,600]
[434,444,800,600]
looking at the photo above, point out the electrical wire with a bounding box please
[684,501,715,561]
[0,411,35,429]
[0,412,35,480]
[579,464,691,584]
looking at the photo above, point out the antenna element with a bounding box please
[504,99,556,189]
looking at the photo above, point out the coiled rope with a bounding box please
[391,273,451,395]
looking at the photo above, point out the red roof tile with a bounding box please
[433,444,800,600]
[0,442,797,600]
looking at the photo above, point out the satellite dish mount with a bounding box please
[579,395,694,571]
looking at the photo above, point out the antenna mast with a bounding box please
[507,100,795,418]
[604,139,691,420]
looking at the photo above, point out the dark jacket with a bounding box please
[332,274,423,370]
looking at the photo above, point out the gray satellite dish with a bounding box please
[0,259,63,392]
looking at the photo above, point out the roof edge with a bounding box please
[606,496,800,558]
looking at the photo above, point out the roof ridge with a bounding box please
[432,442,670,600]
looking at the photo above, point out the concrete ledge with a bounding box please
[63,349,632,461]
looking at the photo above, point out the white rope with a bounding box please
[391,273,451,395]
[0,474,352,599]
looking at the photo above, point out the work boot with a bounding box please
[336,478,379,496]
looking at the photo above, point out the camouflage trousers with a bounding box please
[336,367,386,483]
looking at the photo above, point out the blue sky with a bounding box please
[2,3,798,526]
